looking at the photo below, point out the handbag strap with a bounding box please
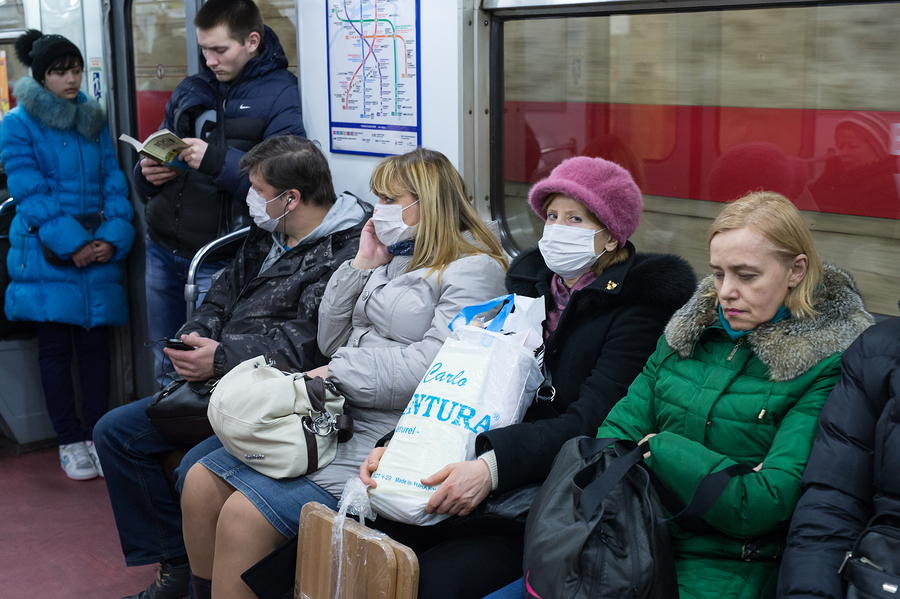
[645,461,752,530]
[534,358,555,403]
[574,437,752,529]
[575,438,644,517]
[301,375,354,443]
[334,414,354,442]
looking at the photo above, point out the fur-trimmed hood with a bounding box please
[12,76,106,139]
[665,264,873,381]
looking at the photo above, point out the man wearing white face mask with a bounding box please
[94,135,370,599]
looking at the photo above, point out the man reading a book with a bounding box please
[134,0,306,387]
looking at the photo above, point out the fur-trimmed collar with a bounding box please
[664,264,873,381]
[12,76,106,139]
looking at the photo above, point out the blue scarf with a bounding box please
[388,239,415,256]
[718,305,791,341]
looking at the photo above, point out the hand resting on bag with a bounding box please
[359,446,386,488]
[163,332,218,381]
[360,446,492,518]
[306,365,328,380]
[639,433,656,459]
[422,460,493,517]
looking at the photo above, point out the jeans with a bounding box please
[482,578,525,599]
[145,237,229,387]
[36,322,110,445]
[94,397,189,566]
[174,434,223,495]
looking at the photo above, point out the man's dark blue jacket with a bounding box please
[133,26,306,259]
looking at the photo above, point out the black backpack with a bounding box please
[523,437,749,599]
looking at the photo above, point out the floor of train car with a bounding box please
[0,439,158,599]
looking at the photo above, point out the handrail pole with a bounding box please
[184,226,251,320]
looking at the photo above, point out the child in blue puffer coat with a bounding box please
[1,30,134,480]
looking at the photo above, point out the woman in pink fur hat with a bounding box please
[361,155,697,599]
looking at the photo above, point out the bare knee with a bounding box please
[210,494,286,599]
[217,492,283,543]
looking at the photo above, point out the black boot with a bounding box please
[191,574,212,599]
[122,560,190,599]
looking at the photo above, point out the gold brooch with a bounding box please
[606,280,618,290]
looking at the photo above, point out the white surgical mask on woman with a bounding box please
[246,188,288,232]
[372,200,420,246]
[538,224,607,280]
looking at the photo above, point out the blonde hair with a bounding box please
[370,148,507,278]
[542,193,630,275]
[707,191,822,318]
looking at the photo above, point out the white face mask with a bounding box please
[246,188,289,232]
[372,200,419,247]
[538,224,607,280]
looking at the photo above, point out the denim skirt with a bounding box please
[199,447,339,538]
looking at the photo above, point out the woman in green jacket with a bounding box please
[597,191,872,599]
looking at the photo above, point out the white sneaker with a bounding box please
[85,440,104,478]
[59,442,99,480]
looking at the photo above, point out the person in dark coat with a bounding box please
[94,136,369,599]
[135,0,307,386]
[778,316,900,599]
[361,156,697,599]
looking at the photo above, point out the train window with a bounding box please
[0,0,24,30]
[498,3,900,315]
[0,1,24,117]
[132,0,188,141]
[130,1,296,141]
[260,1,297,75]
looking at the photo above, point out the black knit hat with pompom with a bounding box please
[14,29,82,84]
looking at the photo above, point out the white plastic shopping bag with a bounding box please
[368,294,544,525]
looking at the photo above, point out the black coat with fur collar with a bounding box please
[476,243,697,493]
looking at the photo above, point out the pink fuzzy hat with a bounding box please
[528,156,643,245]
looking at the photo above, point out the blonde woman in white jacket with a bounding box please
[180,148,508,599]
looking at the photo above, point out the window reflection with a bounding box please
[259,0,297,75]
[501,3,900,315]
[0,0,25,30]
[132,0,187,140]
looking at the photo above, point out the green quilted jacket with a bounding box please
[597,265,872,599]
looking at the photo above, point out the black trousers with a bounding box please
[36,322,110,444]
[371,515,525,599]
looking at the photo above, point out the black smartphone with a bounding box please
[164,338,195,351]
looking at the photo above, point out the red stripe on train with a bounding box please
[505,101,900,220]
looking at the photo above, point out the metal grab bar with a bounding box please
[184,226,251,320]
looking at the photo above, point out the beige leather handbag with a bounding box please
[208,355,353,479]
